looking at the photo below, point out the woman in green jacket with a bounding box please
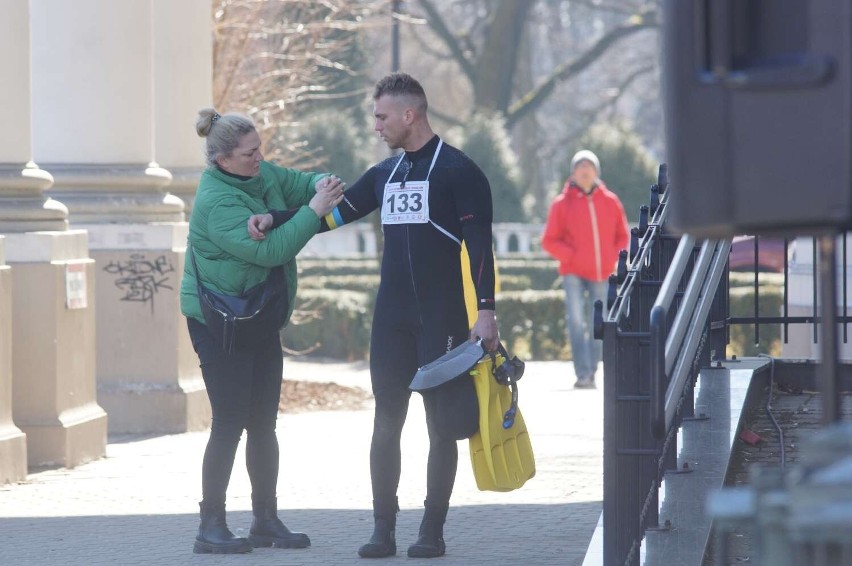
[181,108,343,555]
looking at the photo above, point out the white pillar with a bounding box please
[518,232,532,254]
[0,0,105,472]
[30,0,209,434]
[0,2,32,484]
[153,0,212,214]
[0,0,66,232]
[0,236,26,484]
[31,0,183,223]
[494,230,510,255]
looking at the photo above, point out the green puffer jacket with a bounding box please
[180,161,325,326]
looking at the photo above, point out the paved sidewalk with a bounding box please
[0,360,602,565]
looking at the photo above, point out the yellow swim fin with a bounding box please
[468,351,535,492]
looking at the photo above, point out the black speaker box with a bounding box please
[664,1,851,237]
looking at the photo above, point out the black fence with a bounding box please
[597,164,724,565]
[729,235,852,348]
[597,164,852,565]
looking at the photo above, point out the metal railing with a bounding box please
[650,237,730,439]
[728,235,852,349]
[598,164,852,564]
[598,164,731,565]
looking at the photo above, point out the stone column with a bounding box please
[153,0,212,215]
[0,0,66,234]
[6,232,106,468]
[0,0,105,472]
[31,0,183,223]
[493,228,511,255]
[0,0,31,483]
[31,0,209,434]
[0,237,27,484]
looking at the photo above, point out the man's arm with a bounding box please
[316,168,378,233]
[454,161,499,351]
[248,174,352,240]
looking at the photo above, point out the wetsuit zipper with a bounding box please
[587,195,603,280]
[406,224,424,326]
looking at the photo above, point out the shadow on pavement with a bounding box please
[0,502,601,566]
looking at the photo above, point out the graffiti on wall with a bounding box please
[103,253,175,312]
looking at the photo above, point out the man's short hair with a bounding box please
[373,72,428,113]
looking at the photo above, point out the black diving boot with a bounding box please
[248,497,311,548]
[407,503,448,558]
[358,498,398,558]
[193,501,253,554]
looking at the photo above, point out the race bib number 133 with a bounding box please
[381,181,430,224]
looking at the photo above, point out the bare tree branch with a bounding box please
[405,15,455,61]
[505,8,658,128]
[417,0,477,83]
[567,0,654,16]
[427,106,465,129]
[213,0,380,166]
[540,63,656,160]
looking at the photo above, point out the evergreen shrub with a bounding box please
[460,113,527,222]
[298,257,379,277]
[496,257,560,290]
[281,289,372,360]
[496,290,568,361]
[727,284,783,357]
[299,274,381,293]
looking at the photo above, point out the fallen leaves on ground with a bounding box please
[279,380,373,413]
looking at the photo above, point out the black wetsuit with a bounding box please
[272,134,495,518]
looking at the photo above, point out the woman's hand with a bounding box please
[247,213,273,241]
[310,175,346,217]
[315,174,345,193]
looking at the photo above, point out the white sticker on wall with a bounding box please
[65,262,87,309]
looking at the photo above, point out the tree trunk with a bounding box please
[471,0,533,114]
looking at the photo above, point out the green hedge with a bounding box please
[496,290,568,360]
[295,273,533,293]
[496,257,561,290]
[498,274,533,291]
[298,255,560,290]
[289,256,564,360]
[727,284,783,357]
[299,274,381,293]
[281,287,569,362]
[728,271,784,289]
[280,289,372,360]
[298,257,379,277]
[283,262,784,362]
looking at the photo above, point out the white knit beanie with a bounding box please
[570,149,600,175]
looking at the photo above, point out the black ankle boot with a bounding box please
[407,519,446,558]
[358,517,397,558]
[193,502,253,554]
[358,498,398,558]
[248,497,310,549]
[407,503,448,559]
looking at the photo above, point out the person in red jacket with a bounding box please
[542,150,629,388]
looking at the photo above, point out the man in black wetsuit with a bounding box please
[249,72,499,559]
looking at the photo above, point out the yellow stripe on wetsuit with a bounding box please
[324,207,345,230]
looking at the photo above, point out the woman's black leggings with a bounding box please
[187,317,283,507]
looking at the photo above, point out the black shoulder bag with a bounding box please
[189,245,288,355]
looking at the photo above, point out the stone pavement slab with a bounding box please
[0,360,602,565]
